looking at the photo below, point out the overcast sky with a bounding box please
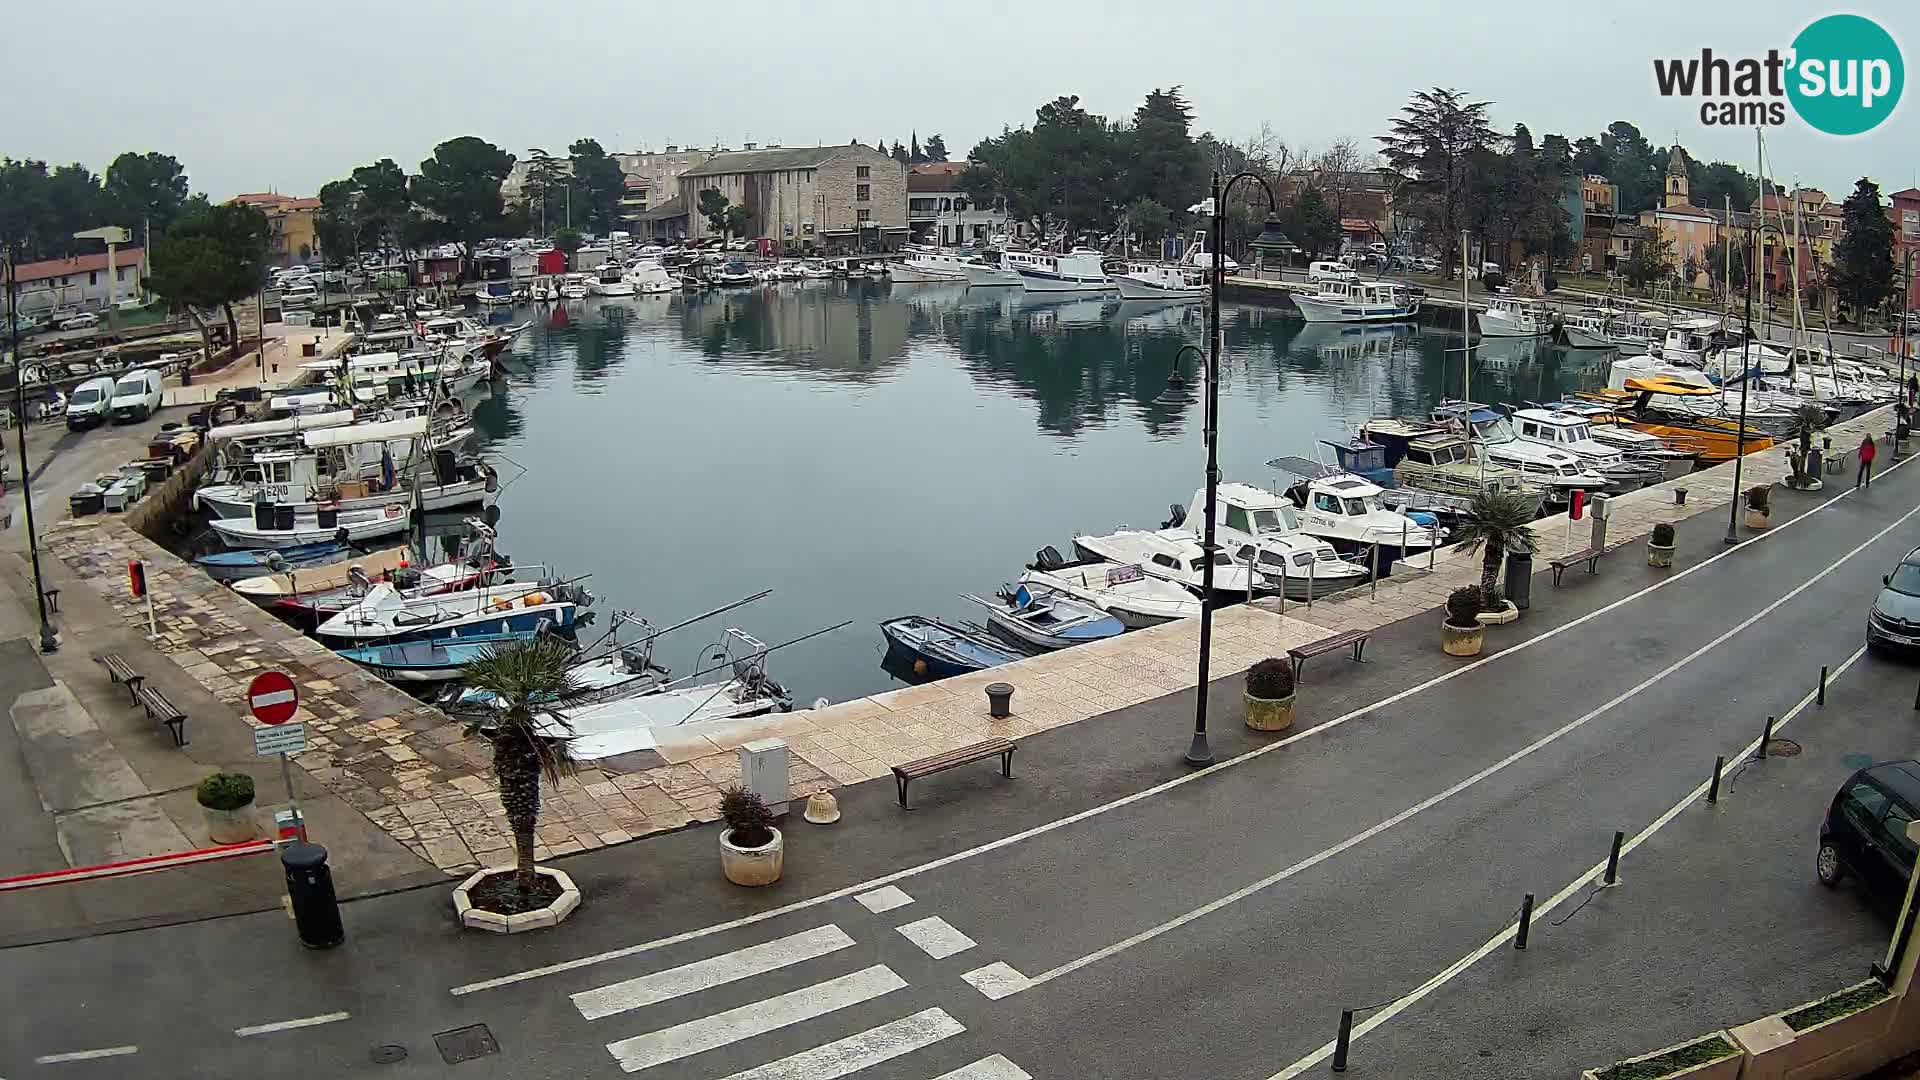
[5,0,1912,201]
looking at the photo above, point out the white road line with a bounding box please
[33,1046,138,1064]
[574,925,855,1021]
[932,1054,1035,1080]
[1013,498,1920,994]
[854,885,915,913]
[606,964,906,1074]
[713,1007,963,1080]
[895,916,976,960]
[449,448,1910,998]
[961,962,1031,1000]
[233,1011,351,1037]
[1265,643,1870,1079]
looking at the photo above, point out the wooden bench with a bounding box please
[893,737,1014,809]
[1288,629,1373,681]
[131,682,188,747]
[1549,547,1604,586]
[97,653,145,703]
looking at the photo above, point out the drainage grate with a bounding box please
[370,1044,408,1065]
[435,1024,500,1064]
[1766,738,1803,757]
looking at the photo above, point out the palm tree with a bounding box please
[1786,404,1826,487]
[459,637,582,898]
[1453,487,1540,609]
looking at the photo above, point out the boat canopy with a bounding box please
[207,410,358,443]
[1622,376,1717,397]
[301,415,429,449]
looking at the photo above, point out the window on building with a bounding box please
[856,184,870,202]
[857,209,871,223]
[856,165,870,179]
[117,266,130,280]
[804,170,814,182]
[88,271,98,285]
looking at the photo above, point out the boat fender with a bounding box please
[521,592,548,608]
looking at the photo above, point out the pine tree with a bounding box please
[1832,178,1894,322]
[910,132,926,164]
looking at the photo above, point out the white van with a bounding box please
[110,369,163,423]
[66,376,120,429]
[282,283,319,307]
[1308,260,1359,285]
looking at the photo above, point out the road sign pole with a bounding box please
[281,752,306,843]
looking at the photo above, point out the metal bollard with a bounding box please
[1307,557,1316,608]
[1370,544,1379,598]
[1515,892,1535,950]
[1331,1009,1354,1073]
[1913,673,1920,712]
[1277,557,1287,615]
[1602,830,1624,887]
[1759,715,1775,758]
[1708,755,1725,804]
[1818,665,1828,708]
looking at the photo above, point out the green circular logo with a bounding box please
[1788,14,1904,135]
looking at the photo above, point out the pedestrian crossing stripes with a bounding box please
[932,1055,1034,1080]
[605,964,906,1073]
[854,885,915,913]
[574,926,855,1020]
[895,916,976,960]
[712,1007,963,1080]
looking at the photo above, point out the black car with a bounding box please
[1866,547,1920,651]
[1817,760,1919,905]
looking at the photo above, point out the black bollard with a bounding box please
[1759,715,1775,759]
[282,841,344,949]
[1331,1009,1354,1073]
[1602,830,1625,887]
[1708,756,1725,804]
[1515,893,1535,950]
[1818,665,1828,707]
[1912,673,1920,712]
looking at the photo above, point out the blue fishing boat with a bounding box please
[195,540,351,583]
[880,615,1025,680]
[962,585,1126,651]
[335,632,548,683]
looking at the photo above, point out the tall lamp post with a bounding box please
[1187,171,1288,768]
[6,250,59,653]
[1724,217,1758,546]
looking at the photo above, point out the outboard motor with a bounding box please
[253,500,275,531]
[1031,546,1065,571]
[1161,503,1187,529]
[315,507,339,530]
[390,566,422,591]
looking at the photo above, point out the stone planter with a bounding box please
[203,804,256,844]
[1442,620,1484,657]
[452,865,582,934]
[1744,508,1771,531]
[1475,600,1519,626]
[1580,1031,1741,1080]
[1731,980,1900,1080]
[1244,690,1295,732]
[1647,542,1675,568]
[721,826,784,887]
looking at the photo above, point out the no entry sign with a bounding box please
[247,671,299,725]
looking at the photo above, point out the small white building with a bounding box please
[907,163,1006,247]
[12,248,146,315]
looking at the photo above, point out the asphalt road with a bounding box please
[3,453,1919,1079]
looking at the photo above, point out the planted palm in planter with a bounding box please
[458,637,584,923]
[1442,586,1486,657]
[1744,484,1771,530]
[1647,522,1676,568]
[1784,405,1826,491]
[196,772,257,844]
[1244,658,1296,732]
[1454,488,1538,623]
[719,786,784,886]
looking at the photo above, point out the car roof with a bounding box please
[1863,760,1920,803]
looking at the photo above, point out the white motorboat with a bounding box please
[623,261,678,294]
[960,254,1022,287]
[194,415,496,519]
[1510,407,1663,491]
[799,259,836,280]
[1163,484,1370,596]
[532,279,558,302]
[1292,279,1420,324]
[1019,551,1202,628]
[1276,472,1441,560]
[1001,248,1113,293]
[316,580,577,642]
[1547,403,1700,480]
[592,264,636,296]
[1433,402,1609,503]
[1477,296,1550,337]
[1072,528,1260,599]
[891,248,971,283]
[1655,317,1722,365]
[1603,309,1669,350]
[208,504,412,550]
[1559,311,1614,349]
[1112,262,1208,302]
[558,274,592,300]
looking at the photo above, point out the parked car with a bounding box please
[109,368,163,423]
[66,375,119,429]
[281,282,320,307]
[57,312,100,331]
[1817,759,1919,907]
[1867,547,1920,652]
[1308,260,1359,285]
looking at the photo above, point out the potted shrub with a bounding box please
[1442,586,1486,657]
[720,786,784,887]
[1455,488,1537,625]
[1744,484,1771,530]
[196,772,257,844]
[1244,658,1296,732]
[1647,522,1676,568]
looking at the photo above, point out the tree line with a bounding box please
[0,151,202,261]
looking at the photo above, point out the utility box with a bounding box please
[1589,493,1610,550]
[739,738,791,816]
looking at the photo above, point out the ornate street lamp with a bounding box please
[6,250,60,652]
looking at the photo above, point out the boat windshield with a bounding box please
[1476,418,1517,444]
[1189,553,1231,571]
[1249,506,1300,533]
[1342,497,1370,516]
[1890,563,1920,596]
[1565,422,1592,442]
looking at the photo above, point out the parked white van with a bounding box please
[66,376,120,430]
[1308,260,1359,285]
[282,283,319,307]
[110,368,163,423]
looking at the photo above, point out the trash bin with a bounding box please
[282,841,344,949]
[1504,551,1533,611]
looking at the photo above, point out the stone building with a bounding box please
[232,192,321,267]
[11,248,146,315]
[907,163,1006,246]
[1637,148,1718,286]
[677,144,907,253]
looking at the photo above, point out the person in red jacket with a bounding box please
[1857,433,1878,489]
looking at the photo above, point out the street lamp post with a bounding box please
[1724,218,1758,546]
[6,250,59,653]
[1187,171,1287,768]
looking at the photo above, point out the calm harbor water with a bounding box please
[466,283,1610,706]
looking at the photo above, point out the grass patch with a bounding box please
[1783,983,1888,1031]
[1594,1036,1736,1080]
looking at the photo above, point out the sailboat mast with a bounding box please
[1461,230,1471,406]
